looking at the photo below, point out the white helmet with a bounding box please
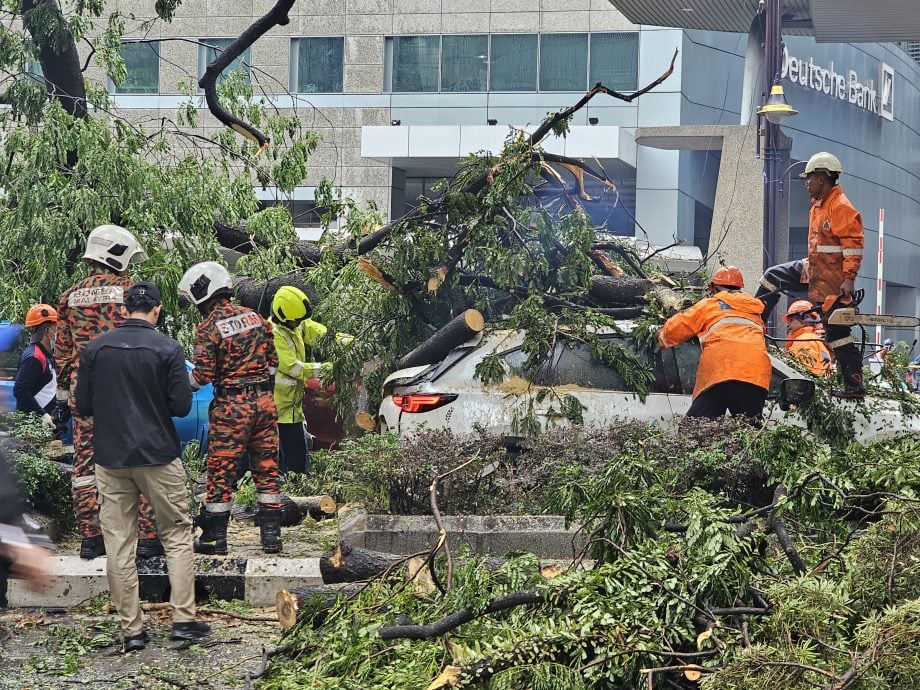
[83,224,148,272]
[178,261,233,305]
[800,152,843,178]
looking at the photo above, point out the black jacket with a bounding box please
[13,343,57,415]
[75,319,192,468]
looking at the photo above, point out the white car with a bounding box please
[378,327,920,444]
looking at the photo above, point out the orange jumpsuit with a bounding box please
[659,291,771,398]
[804,185,863,303]
[786,326,833,377]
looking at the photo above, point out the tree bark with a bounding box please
[589,275,654,306]
[354,387,377,431]
[275,583,366,630]
[394,310,485,371]
[319,541,407,584]
[22,0,87,119]
[233,275,316,318]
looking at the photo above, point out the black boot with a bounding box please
[193,511,229,555]
[257,508,283,554]
[831,348,866,400]
[80,535,106,560]
[136,537,165,559]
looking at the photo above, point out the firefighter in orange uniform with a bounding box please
[783,300,832,377]
[755,152,865,398]
[659,266,771,419]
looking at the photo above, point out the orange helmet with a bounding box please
[708,265,744,291]
[25,304,58,328]
[783,299,819,324]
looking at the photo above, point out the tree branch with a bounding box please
[198,0,295,148]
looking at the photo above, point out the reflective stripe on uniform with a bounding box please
[815,245,843,253]
[205,501,233,513]
[289,361,304,379]
[257,493,281,504]
[759,277,779,291]
[275,373,299,387]
[699,316,764,343]
[73,474,96,489]
[842,248,862,257]
[828,336,854,348]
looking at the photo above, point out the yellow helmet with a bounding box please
[272,285,310,322]
[799,152,843,178]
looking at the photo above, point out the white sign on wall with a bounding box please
[781,47,894,121]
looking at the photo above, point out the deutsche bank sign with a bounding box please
[781,46,894,122]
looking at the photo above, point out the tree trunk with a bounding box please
[589,275,654,306]
[394,310,485,371]
[22,0,87,120]
[288,495,336,520]
[275,583,366,630]
[319,541,406,584]
[354,388,377,431]
[233,275,316,318]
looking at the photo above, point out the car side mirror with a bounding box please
[779,377,815,410]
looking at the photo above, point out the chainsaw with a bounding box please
[822,291,920,329]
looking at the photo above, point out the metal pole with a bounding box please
[876,208,885,345]
[762,0,784,335]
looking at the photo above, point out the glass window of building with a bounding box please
[539,33,588,91]
[114,41,160,94]
[489,34,537,91]
[198,38,251,87]
[390,35,440,92]
[589,32,639,91]
[440,35,488,92]
[293,37,344,93]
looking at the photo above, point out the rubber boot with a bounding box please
[831,348,866,400]
[257,508,283,554]
[193,511,229,555]
[80,535,106,560]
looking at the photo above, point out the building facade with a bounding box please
[102,1,920,331]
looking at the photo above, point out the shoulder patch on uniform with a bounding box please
[823,219,831,232]
[67,285,124,307]
[717,300,731,310]
[216,311,262,339]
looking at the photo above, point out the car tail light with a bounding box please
[391,393,457,413]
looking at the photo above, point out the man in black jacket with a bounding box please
[75,282,209,651]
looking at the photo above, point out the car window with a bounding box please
[0,326,28,380]
[502,336,694,394]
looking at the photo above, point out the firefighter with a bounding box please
[179,261,283,555]
[755,152,865,399]
[658,266,771,419]
[56,225,162,560]
[14,305,62,428]
[783,300,833,377]
[270,286,352,474]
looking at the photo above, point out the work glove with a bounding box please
[335,333,355,347]
[40,413,55,430]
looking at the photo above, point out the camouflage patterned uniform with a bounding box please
[57,272,158,539]
[191,300,281,513]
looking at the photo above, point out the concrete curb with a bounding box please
[340,508,587,559]
[6,555,322,608]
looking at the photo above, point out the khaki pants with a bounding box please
[96,459,196,637]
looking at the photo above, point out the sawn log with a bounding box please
[394,309,485,371]
[288,495,337,520]
[319,540,406,584]
[275,583,367,630]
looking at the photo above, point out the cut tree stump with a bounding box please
[394,309,485,370]
[319,541,406,584]
[354,387,377,431]
[275,583,367,630]
[288,495,337,520]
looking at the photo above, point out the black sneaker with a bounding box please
[79,535,106,560]
[170,621,211,642]
[123,631,149,652]
[136,537,165,559]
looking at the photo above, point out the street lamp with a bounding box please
[757,79,798,124]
